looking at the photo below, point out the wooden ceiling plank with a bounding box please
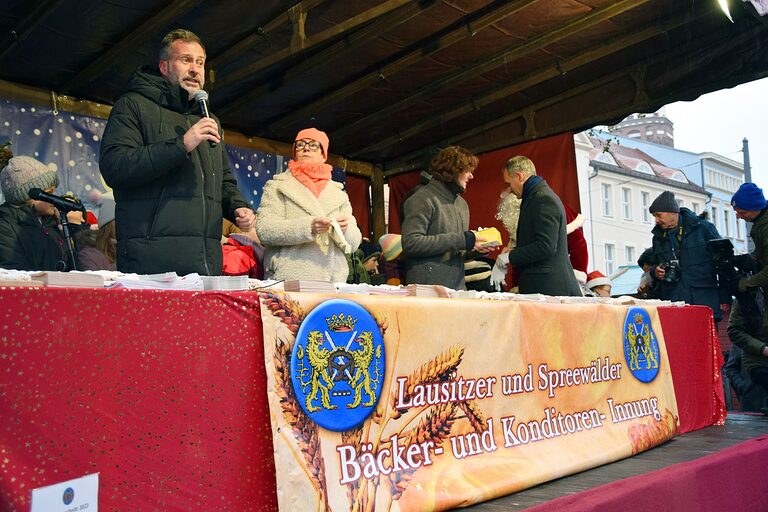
[216,0,416,91]
[218,0,438,117]
[265,0,537,133]
[0,0,67,61]
[210,0,326,66]
[354,9,695,156]
[383,24,762,174]
[335,0,651,142]
[62,0,204,93]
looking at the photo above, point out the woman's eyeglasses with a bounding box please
[295,140,322,152]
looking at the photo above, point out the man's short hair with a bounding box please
[159,29,206,61]
[428,146,479,183]
[504,155,537,178]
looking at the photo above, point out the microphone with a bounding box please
[193,90,217,148]
[29,188,86,215]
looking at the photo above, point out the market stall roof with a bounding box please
[1,0,767,174]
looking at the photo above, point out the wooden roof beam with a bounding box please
[210,0,326,68]
[215,0,414,92]
[218,0,438,117]
[336,0,652,143]
[354,7,695,157]
[63,0,203,93]
[384,23,760,175]
[265,0,537,133]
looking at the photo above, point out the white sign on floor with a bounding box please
[30,473,98,512]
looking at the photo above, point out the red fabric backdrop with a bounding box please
[386,132,579,242]
[345,173,370,238]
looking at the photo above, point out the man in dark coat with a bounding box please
[647,190,729,322]
[99,29,254,275]
[501,156,581,296]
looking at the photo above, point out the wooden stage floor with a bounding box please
[465,413,768,511]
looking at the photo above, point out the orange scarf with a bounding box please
[288,160,333,197]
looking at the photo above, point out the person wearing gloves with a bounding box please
[728,182,768,394]
[256,128,362,282]
[0,155,71,271]
[491,189,587,292]
[493,155,581,296]
[401,145,492,290]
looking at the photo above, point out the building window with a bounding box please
[601,183,613,217]
[625,246,635,265]
[605,244,615,275]
[692,202,700,214]
[678,199,685,208]
[711,206,719,230]
[641,191,650,223]
[622,187,632,220]
[723,209,731,238]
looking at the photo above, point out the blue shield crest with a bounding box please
[291,299,385,431]
[623,307,661,383]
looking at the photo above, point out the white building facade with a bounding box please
[574,132,711,276]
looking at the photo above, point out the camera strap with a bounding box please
[666,225,683,258]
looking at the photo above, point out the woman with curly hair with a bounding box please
[401,145,490,290]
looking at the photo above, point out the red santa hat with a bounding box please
[586,270,611,290]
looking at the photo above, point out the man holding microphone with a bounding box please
[100,29,254,275]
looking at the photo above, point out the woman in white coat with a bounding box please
[256,128,362,282]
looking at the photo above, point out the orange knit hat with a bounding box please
[295,128,329,160]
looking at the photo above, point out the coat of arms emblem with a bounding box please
[623,307,660,383]
[291,299,385,431]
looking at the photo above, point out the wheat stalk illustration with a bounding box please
[388,403,458,501]
[390,346,464,419]
[457,399,486,433]
[342,426,364,507]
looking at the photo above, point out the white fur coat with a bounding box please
[256,171,362,282]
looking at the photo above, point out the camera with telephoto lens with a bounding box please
[707,238,764,326]
[659,259,681,284]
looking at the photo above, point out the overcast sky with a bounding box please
[664,76,768,187]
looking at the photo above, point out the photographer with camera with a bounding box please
[647,191,730,323]
[727,183,768,395]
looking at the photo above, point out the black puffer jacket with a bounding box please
[99,67,248,275]
[0,203,69,271]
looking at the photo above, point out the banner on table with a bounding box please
[259,293,679,511]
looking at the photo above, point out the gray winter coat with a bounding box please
[401,179,473,290]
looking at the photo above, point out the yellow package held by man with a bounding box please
[474,226,502,247]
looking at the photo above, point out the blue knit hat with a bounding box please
[731,183,767,211]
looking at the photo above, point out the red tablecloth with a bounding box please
[0,287,277,512]
[0,289,724,511]
[659,305,726,433]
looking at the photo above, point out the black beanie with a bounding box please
[649,191,679,214]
